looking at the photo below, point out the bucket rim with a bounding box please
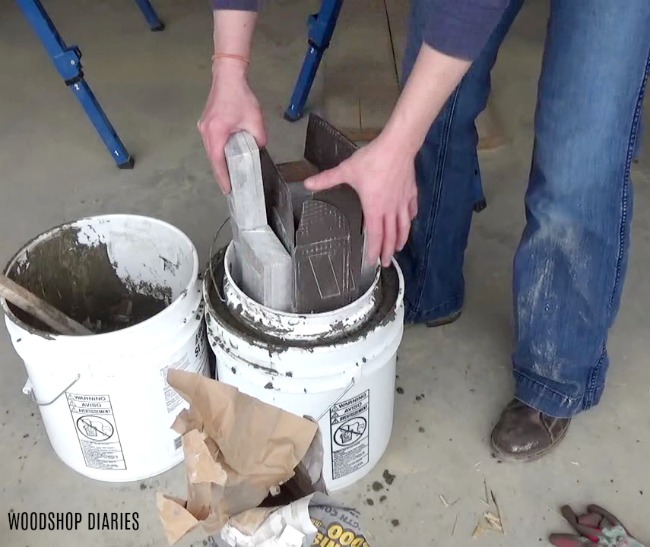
[222,242,382,321]
[203,245,405,353]
[1,214,200,339]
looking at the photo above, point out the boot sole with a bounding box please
[425,310,462,328]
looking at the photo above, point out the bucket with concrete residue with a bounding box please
[1,215,209,482]
[203,242,404,491]
[222,245,383,342]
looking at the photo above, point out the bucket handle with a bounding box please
[22,374,81,406]
[316,377,356,422]
[208,216,231,304]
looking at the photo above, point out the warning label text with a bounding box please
[67,393,126,471]
[330,390,370,480]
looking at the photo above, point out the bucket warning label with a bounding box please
[66,393,126,471]
[160,323,208,414]
[330,390,370,480]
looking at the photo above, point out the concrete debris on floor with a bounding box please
[0,0,649,546]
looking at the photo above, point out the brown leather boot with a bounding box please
[425,310,462,328]
[490,399,571,462]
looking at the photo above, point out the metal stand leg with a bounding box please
[284,0,343,122]
[134,0,165,31]
[17,0,134,168]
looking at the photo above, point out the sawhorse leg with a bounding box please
[284,0,343,122]
[134,0,165,31]
[18,0,134,168]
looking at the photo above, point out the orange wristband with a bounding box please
[212,53,250,65]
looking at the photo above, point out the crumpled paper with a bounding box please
[157,369,320,545]
[210,493,370,547]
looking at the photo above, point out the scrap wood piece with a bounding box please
[490,489,505,534]
[340,127,382,143]
[439,493,460,509]
[472,513,503,539]
[0,273,92,336]
[482,477,489,506]
[338,101,505,151]
[330,102,505,151]
[472,522,486,539]
[329,105,505,150]
[483,511,503,532]
[276,160,320,184]
[471,479,506,537]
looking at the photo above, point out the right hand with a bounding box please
[304,129,418,268]
[197,59,267,194]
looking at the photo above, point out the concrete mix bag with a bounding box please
[209,492,371,547]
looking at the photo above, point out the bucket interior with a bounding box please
[4,216,196,334]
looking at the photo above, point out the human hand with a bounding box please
[550,504,645,546]
[303,133,418,268]
[197,59,267,194]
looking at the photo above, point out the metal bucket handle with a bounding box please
[22,374,81,406]
[316,376,357,422]
[208,216,231,305]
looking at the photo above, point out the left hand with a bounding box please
[197,59,267,195]
[550,505,645,546]
[303,133,418,268]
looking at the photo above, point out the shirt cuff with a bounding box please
[210,0,259,11]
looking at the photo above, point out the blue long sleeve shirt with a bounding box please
[210,0,508,61]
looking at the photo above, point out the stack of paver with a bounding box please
[224,114,376,314]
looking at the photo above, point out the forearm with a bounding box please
[212,10,258,61]
[382,44,472,156]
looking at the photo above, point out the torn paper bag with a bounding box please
[157,370,320,545]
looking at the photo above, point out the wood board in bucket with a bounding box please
[203,244,405,491]
[1,215,210,482]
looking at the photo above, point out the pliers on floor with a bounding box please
[550,504,645,546]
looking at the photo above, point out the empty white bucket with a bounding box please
[1,215,209,482]
[204,244,404,491]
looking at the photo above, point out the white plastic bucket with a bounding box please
[222,244,382,342]
[204,244,404,491]
[1,215,209,482]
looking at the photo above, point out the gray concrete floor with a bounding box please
[1,0,649,545]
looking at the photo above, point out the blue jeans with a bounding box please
[397,0,650,418]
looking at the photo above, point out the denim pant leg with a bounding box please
[397,0,524,323]
[513,1,650,418]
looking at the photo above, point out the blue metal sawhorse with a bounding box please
[284,0,343,122]
[17,0,165,169]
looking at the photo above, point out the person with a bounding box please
[198,0,650,463]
